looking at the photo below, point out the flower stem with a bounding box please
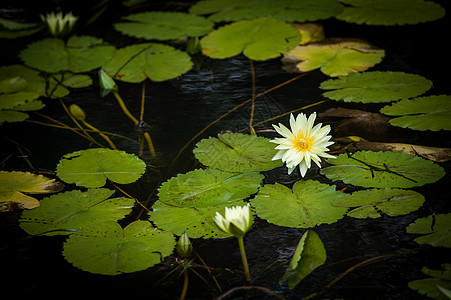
[237,236,251,281]
[179,270,188,300]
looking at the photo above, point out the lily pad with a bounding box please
[56,148,146,188]
[19,35,116,73]
[46,73,93,98]
[157,168,263,208]
[336,0,445,25]
[380,95,451,131]
[63,220,175,275]
[149,200,249,238]
[280,230,327,289]
[321,151,445,188]
[0,171,63,211]
[114,11,214,40]
[406,213,451,248]
[193,133,282,172]
[333,188,425,219]
[103,43,193,83]
[0,17,42,39]
[282,38,384,77]
[251,180,347,228]
[19,188,135,236]
[320,71,432,103]
[200,17,301,61]
[190,0,344,22]
[409,264,451,300]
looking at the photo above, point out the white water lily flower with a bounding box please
[270,112,335,176]
[213,204,252,238]
[41,11,78,37]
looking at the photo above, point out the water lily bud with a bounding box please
[69,104,86,121]
[213,203,253,238]
[40,11,78,37]
[98,69,118,97]
[176,232,193,258]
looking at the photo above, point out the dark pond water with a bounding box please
[1,1,451,299]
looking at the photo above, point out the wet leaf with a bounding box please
[149,200,248,238]
[251,180,347,228]
[336,0,445,25]
[19,35,116,73]
[380,95,451,131]
[56,148,146,188]
[103,43,193,83]
[190,0,344,22]
[321,151,445,188]
[46,73,93,98]
[320,71,432,103]
[193,133,282,172]
[280,230,326,289]
[282,38,384,77]
[406,213,451,248]
[19,188,135,236]
[0,171,63,211]
[114,11,214,40]
[157,168,263,208]
[200,17,301,61]
[409,264,451,300]
[0,17,42,39]
[292,23,325,45]
[333,188,425,219]
[63,220,175,275]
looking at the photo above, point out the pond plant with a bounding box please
[1,0,451,299]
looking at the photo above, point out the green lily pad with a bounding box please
[380,95,451,131]
[0,17,42,39]
[321,151,445,188]
[114,11,214,40]
[56,148,146,188]
[149,200,249,238]
[251,180,347,228]
[19,35,116,73]
[320,71,432,103]
[46,73,93,98]
[282,38,384,77]
[63,220,175,275]
[103,43,193,83]
[406,213,451,248]
[336,0,445,25]
[280,230,327,289]
[190,0,344,22]
[0,65,45,95]
[409,264,451,300]
[333,188,425,219]
[19,188,135,236]
[200,17,301,61]
[157,168,263,208]
[193,133,282,172]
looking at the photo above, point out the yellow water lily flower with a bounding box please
[271,112,335,176]
[213,204,252,238]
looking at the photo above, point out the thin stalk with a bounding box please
[179,270,189,300]
[113,91,139,124]
[248,59,256,135]
[237,237,251,281]
[81,120,118,150]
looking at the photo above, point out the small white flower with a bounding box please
[213,204,252,237]
[41,11,78,37]
[270,112,335,176]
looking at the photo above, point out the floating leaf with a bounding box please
[321,151,445,188]
[380,95,451,131]
[406,213,451,248]
[0,171,63,211]
[46,73,93,98]
[190,0,344,22]
[157,168,263,208]
[409,264,451,300]
[280,230,327,289]
[282,38,384,77]
[114,11,214,40]
[0,17,42,39]
[200,17,301,61]
[251,180,346,228]
[19,188,135,236]
[193,133,282,172]
[56,148,146,188]
[333,188,425,219]
[320,71,432,103]
[336,0,445,25]
[149,200,249,238]
[20,35,116,73]
[63,220,175,275]
[292,23,325,45]
[103,43,193,83]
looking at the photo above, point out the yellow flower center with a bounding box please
[293,135,312,152]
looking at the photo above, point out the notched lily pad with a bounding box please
[409,264,451,300]
[406,213,451,248]
[282,38,384,77]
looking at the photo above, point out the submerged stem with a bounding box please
[82,120,118,150]
[179,270,189,300]
[113,91,139,124]
[237,236,251,281]
[248,59,256,135]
